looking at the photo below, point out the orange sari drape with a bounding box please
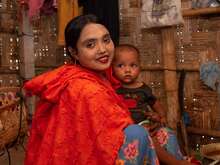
[24,65,132,165]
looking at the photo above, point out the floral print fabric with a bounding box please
[116,125,160,165]
[155,127,184,160]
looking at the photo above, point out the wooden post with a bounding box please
[19,6,36,115]
[19,6,35,80]
[182,7,220,17]
[161,27,179,129]
[187,126,220,138]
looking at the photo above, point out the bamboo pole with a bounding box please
[19,6,35,80]
[161,27,179,129]
[142,63,200,71]
[19,6,36,115]
[187,126,220,138]
[182,7,220,17]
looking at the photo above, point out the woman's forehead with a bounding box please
[79,23,110,41]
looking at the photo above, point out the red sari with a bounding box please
[24,64,132,165]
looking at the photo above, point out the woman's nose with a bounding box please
[97,42,106,53]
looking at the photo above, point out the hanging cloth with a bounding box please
[25,0,57,19]
[57,0,80,45]
[79,0,120,45]
[141,0,184,28]
[40,0,57,16]
[200,61,220,94]
[27,0,45,18]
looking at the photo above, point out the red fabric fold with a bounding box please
[24,64,132,165]
[105,67,121,89]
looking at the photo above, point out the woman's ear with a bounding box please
[68,47,79,60]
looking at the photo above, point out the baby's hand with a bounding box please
[159,116,167,126]
[145,111,161,122]
[145,111,167,126]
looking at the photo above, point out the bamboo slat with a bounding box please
[142,63,200,71]
[162,27,179,129]
[187,126,220,137]
[182,7,220,17]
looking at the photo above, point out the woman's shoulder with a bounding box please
[67,74,108,96]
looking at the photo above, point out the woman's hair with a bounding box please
[64,14,99,57]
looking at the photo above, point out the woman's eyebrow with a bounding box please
[103,33,111,38]
[82,38,96,44]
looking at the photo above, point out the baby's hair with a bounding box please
[115,44,140,59]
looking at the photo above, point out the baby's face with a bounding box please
[113,50,140,85]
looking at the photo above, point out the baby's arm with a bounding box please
[151,100,167,125]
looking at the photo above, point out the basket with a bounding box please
[200,143,220,161]
[0,87,28,150]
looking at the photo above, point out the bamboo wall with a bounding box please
[0,0,21,86]
[31,15,65,75]
[119,0,220,133]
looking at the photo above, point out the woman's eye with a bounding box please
[103,36,111,43]
[86,42,95,48]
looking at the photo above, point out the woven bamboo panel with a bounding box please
[175,17,220,67]
[0,74,20,86]
[184,73,219,129]
[175,13,220,130]
[139,70,167,109]
[32,14,64,69]
[0,0,21,87]
[0,33,19,70]
[140,29,162,66]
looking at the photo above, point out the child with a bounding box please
[112,44,196,165]
[113,44,167,130]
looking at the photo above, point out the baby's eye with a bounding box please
[131,64,138,68]
[117,64,124,68]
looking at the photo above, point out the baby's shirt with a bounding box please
[116,83,157,123]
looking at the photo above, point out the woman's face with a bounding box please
[74,23,114,72]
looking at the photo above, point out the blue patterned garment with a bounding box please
[154,127,184,160]
[116,124,160,165]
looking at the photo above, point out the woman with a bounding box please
[24,14,159,165]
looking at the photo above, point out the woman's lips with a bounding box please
[97,56,109,63]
